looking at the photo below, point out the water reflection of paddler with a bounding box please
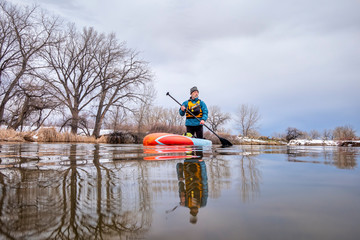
[176,150,208,224]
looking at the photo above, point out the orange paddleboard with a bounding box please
[143,133,212,146]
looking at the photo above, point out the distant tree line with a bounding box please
[284,125,357,142]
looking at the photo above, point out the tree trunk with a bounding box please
[9,96,30,130]
[70,110,80,134]
[92,114,105,139]
[92,91,106,138]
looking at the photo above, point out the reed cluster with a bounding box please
[0,128,27,142]
[0,127,107,143]
[36,127,107,143]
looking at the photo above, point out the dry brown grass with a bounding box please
[0,127,107,143]
[36,127,107,143]
[0,128,34,142]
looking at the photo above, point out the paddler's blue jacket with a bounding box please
[179,97,208,126]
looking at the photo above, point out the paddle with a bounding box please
[166,92,233,147]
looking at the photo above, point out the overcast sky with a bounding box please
[14,0,360,136]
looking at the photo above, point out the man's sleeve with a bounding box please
[201,101,208,121]
[179,101,187,116]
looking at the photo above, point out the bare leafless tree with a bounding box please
[133,95,184,134]
[0,1,60,125]
[91,39,152,138]
[235,104,261,137]
[39,26,107,134]
[132,84,156,133]
[104,106,130,131]
[322,129,333,140]
[141,105,185,134]
[38,23,152,137]
[309,129,321,140]
[207,105,231,132]
[144,106,183,128]
[6,76,59,130]
[166,107,184,127]
[333,125,356,140]
[148,107,168,127]
[285,127,304,142]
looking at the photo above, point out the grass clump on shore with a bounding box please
[36,127,107,143]
[0,127,107,143]
[0,128,29,142]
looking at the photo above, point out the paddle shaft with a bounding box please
[166,92,222,139]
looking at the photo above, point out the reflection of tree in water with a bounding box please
[213,148,261,203]
[332,148,358,169]
[0,144,152,239]
[287,147,358,169]
[0,144,64,239]
[237,155,261,202]
[205,156,231,199]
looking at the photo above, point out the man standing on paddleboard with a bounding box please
[179,86,208,138]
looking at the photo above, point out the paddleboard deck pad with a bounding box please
[143,133,212,146]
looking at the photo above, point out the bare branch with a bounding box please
[207,105,231,132]
[235,104,261,137]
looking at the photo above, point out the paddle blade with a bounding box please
[220,137,233,147]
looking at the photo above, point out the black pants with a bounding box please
[186,125,203,139]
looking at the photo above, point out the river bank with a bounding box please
[1,127,359,146]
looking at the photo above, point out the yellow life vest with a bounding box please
[186,99,202,119]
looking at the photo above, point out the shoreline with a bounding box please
[1,128,359,146]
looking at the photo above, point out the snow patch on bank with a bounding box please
[288,139,360,146]
[237,137,287,145]
[237,136,360,147]
[288,139,337,146]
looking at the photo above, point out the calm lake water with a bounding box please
[0,143,359,240]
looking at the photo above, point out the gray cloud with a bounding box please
[14,0,360,135]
